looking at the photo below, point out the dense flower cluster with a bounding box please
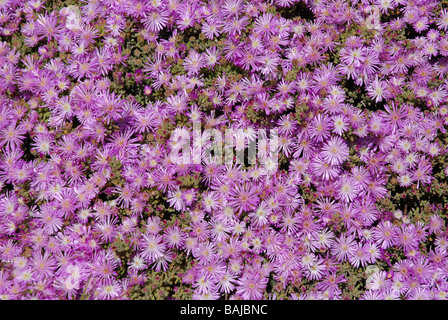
[0,0,448,300]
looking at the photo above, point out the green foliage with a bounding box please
[128,252,194,300]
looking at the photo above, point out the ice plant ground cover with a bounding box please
[0,0,448,301]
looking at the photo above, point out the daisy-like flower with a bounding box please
[360,289,386,300]
[167,187,186,212]
[35,13,60,41]
[90,251,118,282]
[35,203,63,234]
[428,215,445,235]
[192,241,216,264]
[141,233,166,263]
[31,251,57,279]
[257,51,280,76]
[331,234,356,262]
[97,279,122,300]
[412,159,433,187]
[204,46,221,69]
[53,274,80,299]
[349,243,369,268]
[181,188,197,207]
[201,191,220,213]
[144,216,162,235]
[228,182,260,213]
[395,224,419,252]
[310,155,341,181]
[209,219,230,242]
[367,76,387,103]
[94,216,118,243]
[436,8,448,31]
[202,21,222,40]
[332,115,349,136]
[321,136,349,166]
[397,172,414,187]
[194,274,216,295]
[279,211,300,234]
[336,175,361,202]
[0,123,27,148]
[305,258,327,281]
[216,272,236,294]
[114,184,134,209]
[222,0,244,18]
[183,50,205,76]
[253,12,277,36]
[235,272,267,300]
[390,157,408,174]
[143,9,169,32]
[313,229,334,249]
[308,113,332,143]
[163,226,185,249]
